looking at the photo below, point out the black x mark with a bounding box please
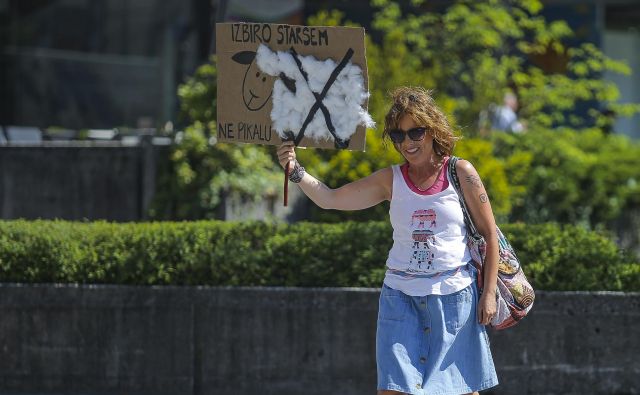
[282,47,355,149]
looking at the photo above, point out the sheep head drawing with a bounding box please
[231,50,275,111]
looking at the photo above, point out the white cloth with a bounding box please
[492,105,524,133]
[384,164,473,296]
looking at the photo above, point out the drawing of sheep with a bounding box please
[231,50,274,111]
[255,43,374,148]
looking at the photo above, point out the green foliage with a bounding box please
[504,222,639,291]
[177,57,217,131]
[0,220,276,285]
[264,221,391,286]
[492,128,640,227]
[0,220,637,291]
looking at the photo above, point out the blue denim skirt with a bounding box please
[376,267,499,395]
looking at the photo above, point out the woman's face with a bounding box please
[394,114,434,164]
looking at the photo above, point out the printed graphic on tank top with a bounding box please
[408,209,437,271]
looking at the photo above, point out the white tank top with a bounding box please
[384,158,473,296]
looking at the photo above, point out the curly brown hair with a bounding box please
[383,86,460,156]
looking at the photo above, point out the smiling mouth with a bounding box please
[405,147,419,154]
[246,90,260,106]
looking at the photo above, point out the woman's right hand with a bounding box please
[277,141,297,171]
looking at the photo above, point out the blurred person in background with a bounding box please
[491,91,525,133]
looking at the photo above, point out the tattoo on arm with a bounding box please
[479,193,488,203]
[465,175,483,189]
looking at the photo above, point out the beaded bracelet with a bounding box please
[288,161,306,183]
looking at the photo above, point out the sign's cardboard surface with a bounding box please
[216,22,368,150]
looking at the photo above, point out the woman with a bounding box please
[277,86,499,395]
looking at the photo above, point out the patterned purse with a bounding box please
[448,156,535,330]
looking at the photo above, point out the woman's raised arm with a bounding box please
[277,142,392,210]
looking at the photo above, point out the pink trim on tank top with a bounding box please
[400,156,450,195]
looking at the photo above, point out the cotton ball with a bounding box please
[278,53,303,81]
[301,56,334,93]
[293,83,315,113]
[270,81,288,137]
[361,109,375,129]
[304,119,319,140]
[256,44,281,76]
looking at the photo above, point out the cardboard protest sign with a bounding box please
[216,22,371,150]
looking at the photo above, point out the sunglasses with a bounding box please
[388,127,428,144]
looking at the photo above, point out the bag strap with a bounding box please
[447,156,481,240]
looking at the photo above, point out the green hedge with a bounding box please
[0,220,637,291]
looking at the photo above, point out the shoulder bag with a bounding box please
[448,156,535,330]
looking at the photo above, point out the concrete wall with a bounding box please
[0,142,166,221]
[0,142,311,223]
[0,284,637,395]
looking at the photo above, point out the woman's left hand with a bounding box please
[478,291,497,326]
